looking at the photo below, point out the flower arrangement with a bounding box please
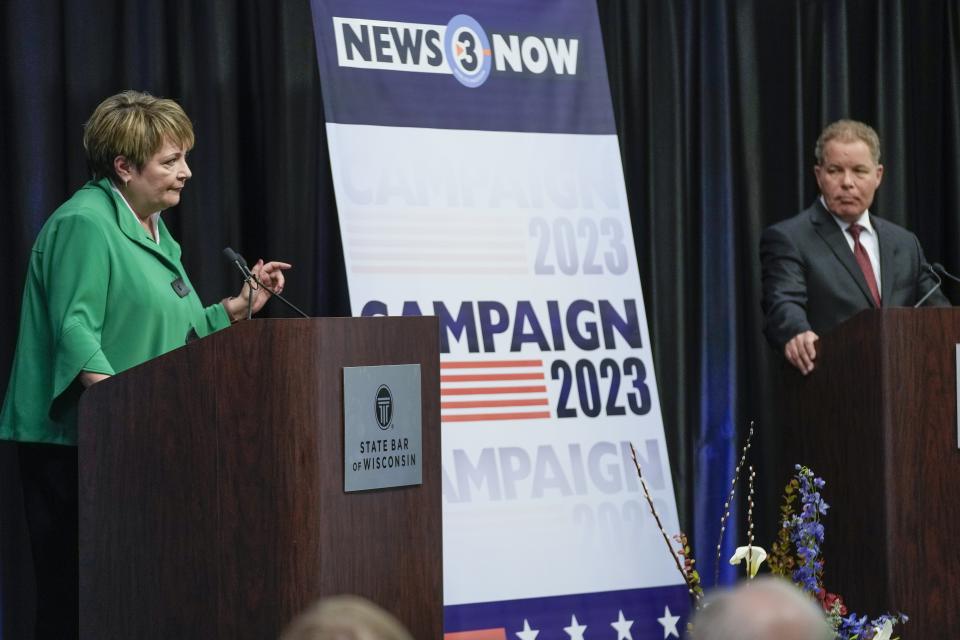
[767,465,907,640]
[630,439,908,640]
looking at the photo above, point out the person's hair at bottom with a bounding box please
[690,576,833,640]
[279,594,415,640]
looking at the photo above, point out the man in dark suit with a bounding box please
[761,119,949,375]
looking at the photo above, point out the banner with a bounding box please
[310,1,690,637]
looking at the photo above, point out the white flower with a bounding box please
[728,545,767,578]
[871,619,893,640]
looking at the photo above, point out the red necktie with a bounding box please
[846,223,881,307]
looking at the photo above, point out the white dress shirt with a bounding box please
[823,196,881,292]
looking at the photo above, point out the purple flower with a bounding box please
[780,467,907,640]
[839,613,868,638]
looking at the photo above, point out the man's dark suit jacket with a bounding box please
[760,200,950,350]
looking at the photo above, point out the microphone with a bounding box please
[223,246,255,320]
[223,246,253,279]
[914,263,943,307]
[222,246,309,319]
[933,262,960,285]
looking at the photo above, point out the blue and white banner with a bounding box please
[310,1,689,638]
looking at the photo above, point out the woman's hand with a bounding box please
[223,259,292,322]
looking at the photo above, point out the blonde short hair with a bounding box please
[814,119,881,165]
[83,90,195,180]
[279,595,415,640]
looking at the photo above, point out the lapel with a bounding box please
[873,216,898,303]
[93,178,183,273]
[809,201,879,308]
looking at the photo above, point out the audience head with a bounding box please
[690,577,833,640]
[279,595,415,640]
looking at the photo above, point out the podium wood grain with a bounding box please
[78,317,441,639]
[780,308,960,640]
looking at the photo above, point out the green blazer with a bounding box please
[0,178,231,445]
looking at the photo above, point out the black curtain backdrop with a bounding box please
[1,1,958,636]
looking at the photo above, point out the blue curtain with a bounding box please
[691,0,739,587]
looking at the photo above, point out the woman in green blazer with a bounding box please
[0,91,290,638]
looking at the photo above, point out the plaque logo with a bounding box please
[375,384,394,429]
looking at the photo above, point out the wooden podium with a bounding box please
[779,308,960,639]
[77,317,441,639]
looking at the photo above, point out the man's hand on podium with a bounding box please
[784,330,819,375]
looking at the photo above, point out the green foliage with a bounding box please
[767,478,799,576]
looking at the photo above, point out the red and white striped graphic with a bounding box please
[440,358,552,423]
[345,212,527,275]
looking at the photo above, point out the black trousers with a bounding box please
[18,442,79,640]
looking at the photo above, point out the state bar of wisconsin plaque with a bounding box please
[343,364,422,492]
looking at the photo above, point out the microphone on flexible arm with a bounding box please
[931,263,960,306]
[933,262,960,286]
[223,246,253,279]
[223,247,256,320]
[222,247,309,319]
[914,263,943,307]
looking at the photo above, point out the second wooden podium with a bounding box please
[779,308,960,640]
